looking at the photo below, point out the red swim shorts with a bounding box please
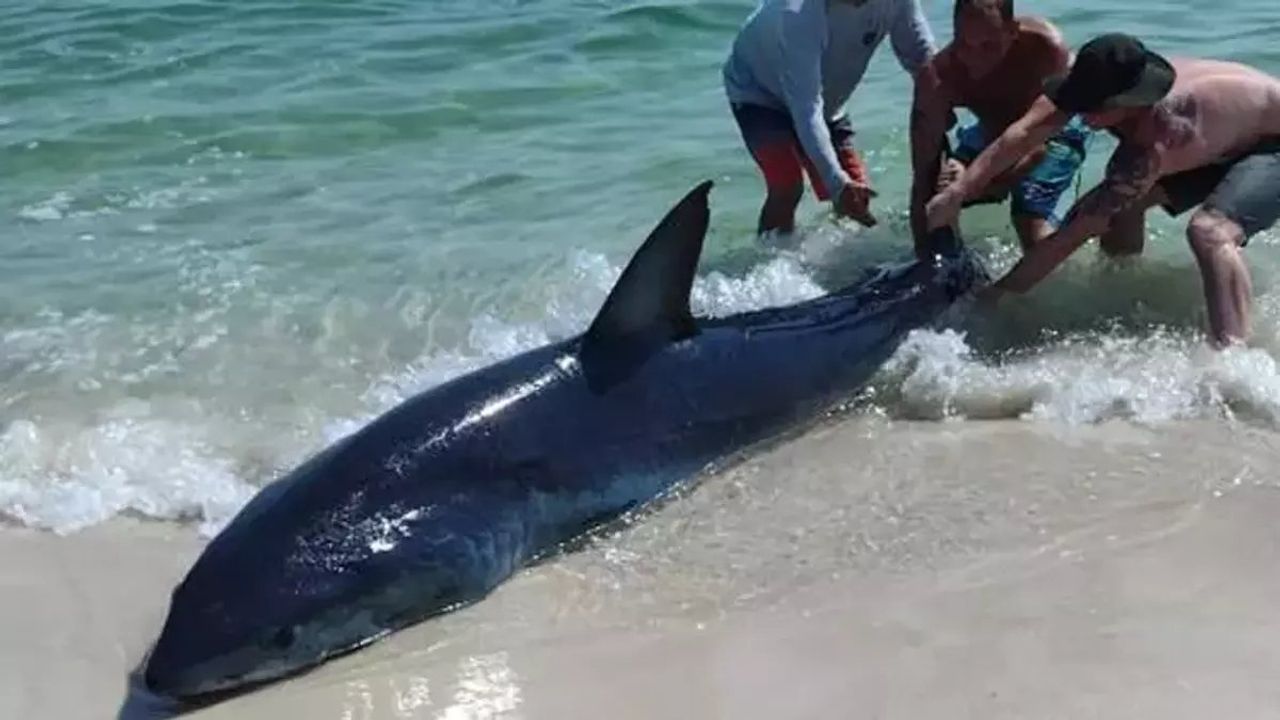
[731,102,870,200]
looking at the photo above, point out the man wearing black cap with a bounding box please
[926,32,1280,347]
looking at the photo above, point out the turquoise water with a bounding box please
[3,0,1280,533]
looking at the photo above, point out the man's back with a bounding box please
[723,0,932,117]
[1132,58,1280,175]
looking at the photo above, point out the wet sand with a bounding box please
[4,417,1280,720]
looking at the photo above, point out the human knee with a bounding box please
[766,181,803,206]
[1187,210,1244,256]
[1011,213,1054,249]
[1100,214,1145,256]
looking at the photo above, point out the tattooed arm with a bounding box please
[992,142,1163,293]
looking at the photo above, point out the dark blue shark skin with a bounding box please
[141,180,986,704]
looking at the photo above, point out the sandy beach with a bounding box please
[5,416,1280,720]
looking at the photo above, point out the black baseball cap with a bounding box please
[1043,33,1176,114]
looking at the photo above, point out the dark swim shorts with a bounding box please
[1158,136,1280,243]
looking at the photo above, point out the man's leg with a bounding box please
[1008,176,1064,251]
[1010,123,1089,251]
[730,103,807,237]
[1011,213,1056,250]
[1186,209,1252,347]
[1098,202,1150,256]
[1098,188,1171,256]
[758,173,803,235]
[1185,147,1280,346]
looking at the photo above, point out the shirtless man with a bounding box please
[909,0,1090,257]
[927,33,1280,346]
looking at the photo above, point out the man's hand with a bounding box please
[936,158,964,194]
[835,182,878,227]
[925,186,963,231]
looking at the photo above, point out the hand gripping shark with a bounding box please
[141,180,986,704]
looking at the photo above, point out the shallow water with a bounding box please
[3,1,1280,535]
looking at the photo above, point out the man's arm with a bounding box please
[778,0,849,199]
[908,61,954,256]
[926,96,1069,229]
[968,24,1068,191]
[993,142,1163,293]
[890,0,936,76]
[1025,18,1071,79]
[952,96,1067,204]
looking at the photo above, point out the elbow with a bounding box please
[998,127,1030,155]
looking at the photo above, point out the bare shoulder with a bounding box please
[1172,59,1280,111]
[1014,17,1069,68]
[1171,56,1280,83]
[1016,17,1066,49]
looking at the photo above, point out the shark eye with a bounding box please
[271,626,296,649]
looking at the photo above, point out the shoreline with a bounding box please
[3,418,1279,719]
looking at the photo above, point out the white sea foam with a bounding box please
[4,220,1280,536]
[0,249,826,534]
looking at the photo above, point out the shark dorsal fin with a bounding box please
[577,180,712,388]
[584,179,711,347]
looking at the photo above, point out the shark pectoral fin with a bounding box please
[578,180,713,390]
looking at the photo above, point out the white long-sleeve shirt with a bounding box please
[723,0,935,194]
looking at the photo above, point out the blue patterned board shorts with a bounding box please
[952,116,1092,226]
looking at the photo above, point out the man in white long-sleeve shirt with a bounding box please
[724,0,936,236]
